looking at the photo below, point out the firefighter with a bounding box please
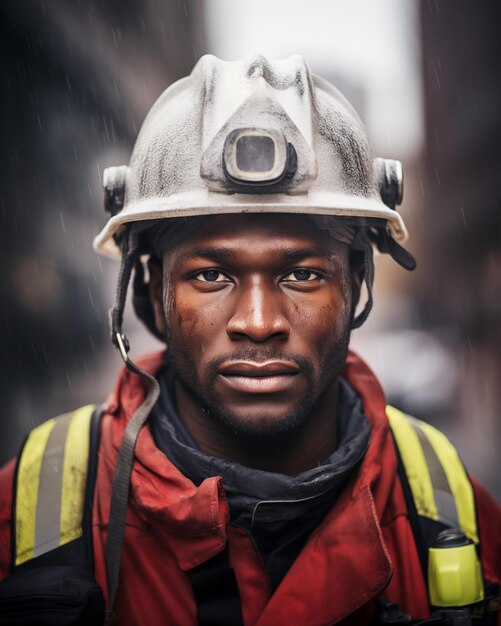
[0,55,499,626]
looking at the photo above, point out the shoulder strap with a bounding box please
[11,404,102,573]
[386,405,479,545]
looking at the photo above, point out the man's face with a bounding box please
[152,214,361,439]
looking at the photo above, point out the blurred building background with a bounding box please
[0,1,499,498]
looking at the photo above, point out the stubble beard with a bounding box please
[165,326,352,442]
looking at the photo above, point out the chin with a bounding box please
[208,404,306,440]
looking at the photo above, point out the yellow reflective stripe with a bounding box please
[386,405,439,521]
[15,418,57,565]
[33,413,73,557]
[415,419,478,543]
[60,405,94,545]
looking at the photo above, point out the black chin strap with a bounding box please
[109,232,136,355]
[351,242,375,329]
[352,226,417,329]
[372,228,417,271]
[105,231,160,624]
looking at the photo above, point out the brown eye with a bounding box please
[283,269,319,282]
[194,270,229,282]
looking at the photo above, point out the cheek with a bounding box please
[165,285,226,344]
[289,288,350,343]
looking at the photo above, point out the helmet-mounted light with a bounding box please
[223,127,295,186]
[200,88,316,195]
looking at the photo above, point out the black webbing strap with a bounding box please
[82,405,104,572]
[105,368,160,624]
[190,545,244,626]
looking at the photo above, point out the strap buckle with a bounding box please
[114,333,130,364]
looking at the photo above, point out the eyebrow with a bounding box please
[281,247,331,261]
[175,246,331,264]
[175,247,237,263]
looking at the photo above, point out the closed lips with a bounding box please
[217,361,301,394]
[218,361,300,377]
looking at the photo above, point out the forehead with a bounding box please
[167,214,346,257]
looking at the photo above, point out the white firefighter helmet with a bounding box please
[94,54,407,258]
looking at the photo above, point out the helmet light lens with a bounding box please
[224,128,288,184]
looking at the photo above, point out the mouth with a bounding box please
[218,360,300,394]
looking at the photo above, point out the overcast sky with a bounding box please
[204,0,423,159]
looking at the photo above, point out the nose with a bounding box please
[226,279,290,343]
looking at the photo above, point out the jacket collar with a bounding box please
[342,351,398,518]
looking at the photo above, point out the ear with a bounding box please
[148,257,166,336]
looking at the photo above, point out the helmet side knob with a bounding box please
[103,165,128,216]
[376,158,403,210]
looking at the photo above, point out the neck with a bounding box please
[174,380,339,475]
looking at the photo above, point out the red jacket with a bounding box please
[1,350,500,625]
